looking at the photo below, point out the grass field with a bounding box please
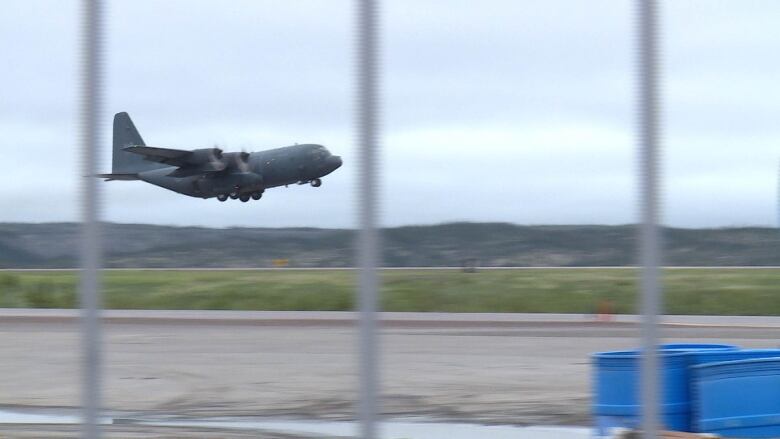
[1,268,780,315]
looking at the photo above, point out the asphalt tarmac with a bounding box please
[1,310,778,437]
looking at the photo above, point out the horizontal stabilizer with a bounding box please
[94,173,139,181]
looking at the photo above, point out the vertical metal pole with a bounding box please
[356,0,380,438]
[637,0,661,438]
[80,0,103,438]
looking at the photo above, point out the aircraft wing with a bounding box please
[124,145,229,177]
[166,162,225,177]
[123,146,193,166]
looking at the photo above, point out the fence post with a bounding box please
[356,0,381,438]
[79,0,104,438]
[637,1,662,438]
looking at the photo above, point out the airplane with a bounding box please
[97,112,342,202]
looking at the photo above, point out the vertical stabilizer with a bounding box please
[112,112,165,174]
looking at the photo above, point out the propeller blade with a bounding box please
[237,151,250,173]
[207,147,225,171]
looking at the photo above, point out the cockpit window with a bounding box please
[311,145,328,160]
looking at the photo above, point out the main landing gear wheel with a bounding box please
[239,194,251,202]
[251,192,263,200]
[311,178,322,187]
[217,194,228,202]
[229,192,239,199]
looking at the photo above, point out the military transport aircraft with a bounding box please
[97,112,342,202]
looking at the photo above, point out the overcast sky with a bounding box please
[2,0,780,228]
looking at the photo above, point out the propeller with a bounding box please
[211,144,224,160]
[235,150,251,173]
[209,145,226,171]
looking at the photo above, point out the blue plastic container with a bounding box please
[661,343,737,352]
[695,357,780,438]
[593,344,738,436]
[593,350,691,435]
[686,349,780,432]
[689,348,780,367]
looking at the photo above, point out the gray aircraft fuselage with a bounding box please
[140,144,342,198]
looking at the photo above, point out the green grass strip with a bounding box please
[1,269,779,315]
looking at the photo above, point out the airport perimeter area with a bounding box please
[2,310,780,437]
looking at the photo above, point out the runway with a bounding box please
[1,310,779,437]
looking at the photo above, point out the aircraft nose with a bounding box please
[329,155,343,170]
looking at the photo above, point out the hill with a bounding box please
[1,222,780,268]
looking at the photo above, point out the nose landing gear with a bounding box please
[311,178,322,187]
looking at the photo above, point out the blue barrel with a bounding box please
[593,350,691,435]
[687,349,779,432]
[695,357,780,437]
[593,344,738,435]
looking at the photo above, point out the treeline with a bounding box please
[1,222,780,268]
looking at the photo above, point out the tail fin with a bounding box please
[112,112,166,174]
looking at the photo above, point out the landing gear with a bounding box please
[218,187,263,203]
[311,178,322,187]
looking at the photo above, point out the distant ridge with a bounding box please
[1,222,780,268]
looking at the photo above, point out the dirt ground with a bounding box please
[0,314,776,437]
